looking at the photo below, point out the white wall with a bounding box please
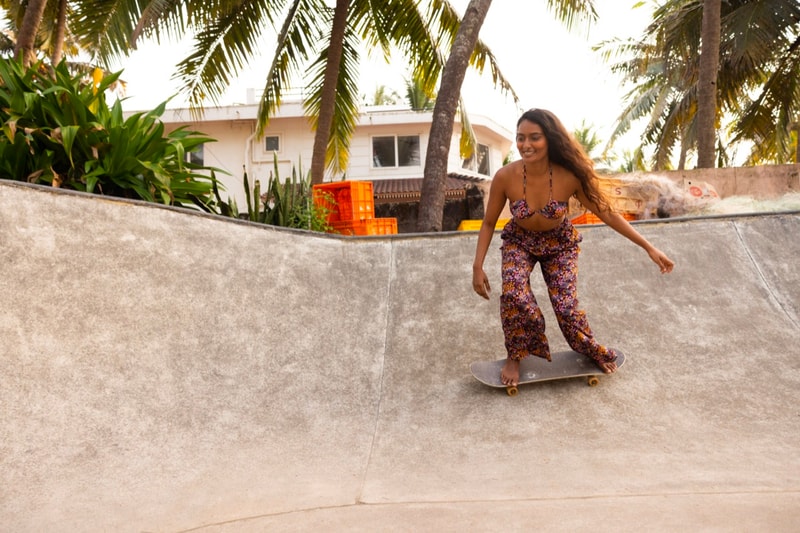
[159,105,514,210]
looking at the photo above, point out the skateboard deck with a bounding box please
[470,349,625,396]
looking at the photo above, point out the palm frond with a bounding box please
[544,0,597,31]
[458,98,476,160]
[173,0,289,110]
[130,0,188,48]
[71,0,144,62]
[255,0,326,136]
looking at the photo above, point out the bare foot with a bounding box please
[501,358,520,386]
[597,360,617,374]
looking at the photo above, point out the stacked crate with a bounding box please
[312,181,398,235]
[571,211,638,225]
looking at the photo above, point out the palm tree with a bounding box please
[573,120,602,161]
[417,0,492,232]
[405,78,435,111]
[10,0,47,66]
[728,1,800,164]
[601,0,800,168]
[366,84,402,106]
[573,120,613,170]
[308,0,350,187]
[7,0,519,208]
[598,3,702,170]
[417,0,599,231]
[76,0,517,185]
[50,0,67,65]
[1,0,97,66]
[696,0,721,168]
[614,148,648,173]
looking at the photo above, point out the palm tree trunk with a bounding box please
[51,0,68,65]
[696,0,721,168]
[15,0,49,67]
[417,0,492,232]
[310,0,351,185]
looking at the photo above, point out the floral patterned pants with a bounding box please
[500,219,616,364]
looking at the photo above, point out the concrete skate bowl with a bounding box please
[2,180,798,531]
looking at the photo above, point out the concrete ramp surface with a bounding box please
[1,181,798,532]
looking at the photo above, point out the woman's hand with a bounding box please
[648,247,675,274]
[473,267,492,299]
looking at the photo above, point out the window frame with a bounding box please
[371,134,421,169]
[187,143,204,166]
[462,142,490,175]
[264,134,281,154]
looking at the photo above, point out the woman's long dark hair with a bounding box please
[517,108,611,212]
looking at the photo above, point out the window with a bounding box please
[372,135,421,168]
[462,143,490,175]
[188,144,204,165]
[265,135,280,152]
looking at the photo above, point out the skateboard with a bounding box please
[470,349,626,396]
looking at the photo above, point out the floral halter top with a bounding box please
[509,164,569,220]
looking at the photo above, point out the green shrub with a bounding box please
[219,154,331,232]
[0,58,223,213]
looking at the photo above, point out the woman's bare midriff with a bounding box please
[512,214,565,233]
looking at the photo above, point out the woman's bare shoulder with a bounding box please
[492,160,519,185]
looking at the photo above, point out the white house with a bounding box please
[151,92,516,211]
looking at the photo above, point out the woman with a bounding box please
[472,108,674,387]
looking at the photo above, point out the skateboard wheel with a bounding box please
[506,386,518,396]
[587,377,599,387]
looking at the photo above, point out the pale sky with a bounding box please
[111,1,653,155]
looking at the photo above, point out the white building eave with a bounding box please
[133,101,514,142]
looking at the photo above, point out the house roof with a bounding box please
[372,174,487,204]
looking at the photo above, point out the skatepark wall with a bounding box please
[2,179,798,531]
[632,162,800,199]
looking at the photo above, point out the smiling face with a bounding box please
[516,119,548,164]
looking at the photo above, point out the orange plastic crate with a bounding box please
[571,212,638,225]
[313,181,375,223]
[330,218,397,236]
[571,212,603,225]
[371,218,398,235]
